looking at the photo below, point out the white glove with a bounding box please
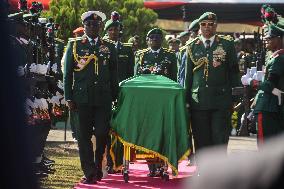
[26,98,35,108]
[51,63,58,73]
[241,74,252,86]
[250,67,257,77]
[30,63,37,73]
[57,80,64,90]
[56,91,63,98]
[38,64,48,75]
[33,98,41,109]
[50,96,60,106]
[272,88,284,105]
[254,71,264,81]
[60,98,67,105]
[40,98,49,109]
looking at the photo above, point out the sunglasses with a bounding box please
[200,22,215,27]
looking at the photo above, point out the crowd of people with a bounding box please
[4,0,284,187]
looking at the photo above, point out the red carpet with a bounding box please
[74,160,196,189]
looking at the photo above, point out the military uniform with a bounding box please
[253,24,284,143]
[104,16,135,173]
[134,28,178,176]
[63,11,118,183]
[134,48,177,81]
[178,19,200,87]
[185,12,240,151]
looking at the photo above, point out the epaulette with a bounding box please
[122,42,133,47]
[136,48,150,56]
[163,47,176,54]
[102,38,115,44]
[179,45,188,52]
[219,35,234,41]
[55,38,65,43]
[272,49,284,58]
[68,37,82,42]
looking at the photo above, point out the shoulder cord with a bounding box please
[72,40,98,74]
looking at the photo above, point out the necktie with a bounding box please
[205,40,211,49]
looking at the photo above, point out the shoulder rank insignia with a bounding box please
[219,35,234,41]
[123,42,133,47]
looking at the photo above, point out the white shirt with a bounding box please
[86,36,98,45]
[200,35,216,48]
[150,48,161,54]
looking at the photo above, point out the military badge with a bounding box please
[212,45,226,67]
[99,45,110,54]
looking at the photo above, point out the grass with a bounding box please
[40,142,81,189]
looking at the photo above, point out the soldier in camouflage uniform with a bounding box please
[63,11,118,184]
[184,12,240,153]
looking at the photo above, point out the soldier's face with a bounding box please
[107,26,120,41]
[83,20,102,38]
[200,21,217,38]
[169,42,180,52]
[148,34,163,49]
[179,35,189,45]
[265,36,281,51]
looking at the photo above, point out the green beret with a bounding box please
[128,35,139,43]
[177,31,189,38]
[264,23,284,38]
[104,19,121,31]
[188,19,200,31]
[198,12,217,22]
[146,28,163,37]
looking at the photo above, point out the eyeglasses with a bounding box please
[200,22,215,27]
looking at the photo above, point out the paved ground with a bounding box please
[47,128,258,153]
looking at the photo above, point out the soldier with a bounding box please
[104,15,134,82]
[178,19,200,87]
[63,11,119,184]
[177,31,190,47]
[104,13,135,174]
[168,37,181,54]
[188,19,200,42]
[241,23,284,144]
[135,28,177,81]
[134,28,177,177]
[128,35,140,54]
[184,12,240,154]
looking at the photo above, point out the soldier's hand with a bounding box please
[272,88,284,105]
[241,74,252,86]
[67,100,77,110]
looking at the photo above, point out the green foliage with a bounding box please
[43,0,158,47]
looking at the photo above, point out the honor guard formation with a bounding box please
[4,0,284,187]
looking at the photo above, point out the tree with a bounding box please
[42,0,158,47]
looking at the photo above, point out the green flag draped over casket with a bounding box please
[111,74,191,175]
